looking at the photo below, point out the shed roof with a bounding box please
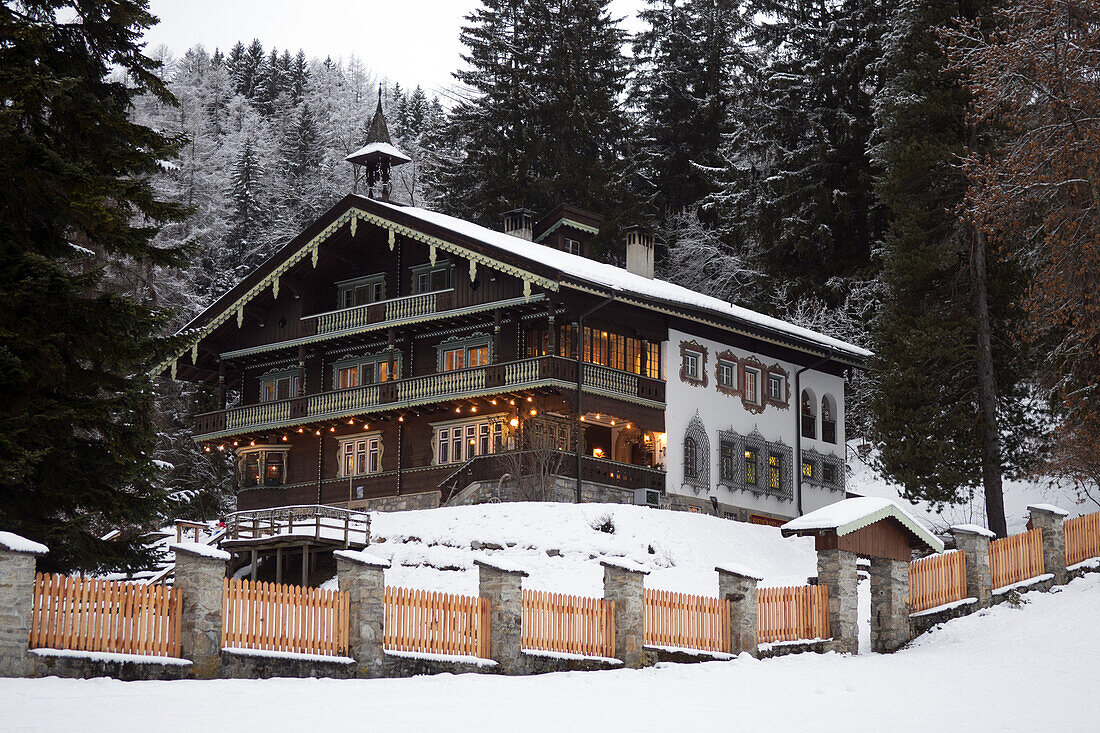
[781,497,944,553]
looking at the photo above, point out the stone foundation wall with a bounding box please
[448,476,634,507]
[28,652,192,681]
[362,491,441,512]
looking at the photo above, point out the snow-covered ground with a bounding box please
[340,503,819,598]
[5,573,1098,732]
[845,446,1098,534]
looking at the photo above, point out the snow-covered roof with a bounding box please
[346,141,412,165]
[0,531,49,555]
[333,548,391,568]
[781,497,944,552]
[600,557,650,574]
[1027,503,1070,517]
[171,542,231,561]
[372,200,871,361]
[473,555,529,575]
[714,562,763,581]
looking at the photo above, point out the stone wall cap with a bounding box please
[334,548,391,568]
[0,530,48,555]
[171,542,230,561]
[474,555,528,575]
[714,562,763,581]
[1027,503,1070,517]
[600,557,650,575]
[949,523,996,539]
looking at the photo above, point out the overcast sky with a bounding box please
[144,0,646,99]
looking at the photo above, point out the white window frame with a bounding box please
[564,237,581,255]
[768,373,784,401]
[332,354,399,389]
[718,359,737,389]
[336,273,386,309]
[431,414,508,465]
[437,335,492,372]
[260,370,299,402]
[411,261,454,294]
[682,350,702,380]
[338,433,383,477]
[744,367,761,404]
[236,446,290,487]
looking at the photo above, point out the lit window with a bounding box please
[744,449,757,485]
[467,345,489,368]
[768,454,782,490]
[338,366,359,389]
[236,447,288,487]
[434,417,507,464]
[744,368,760,404]
[334,356,396,388]
[718,360,737,389]
[340,435,382,477]
[442,348,465,372]
[802,461,813,479]
[260,373,298,402]
[440,341,490,371]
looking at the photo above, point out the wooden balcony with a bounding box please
[305,289,456,336]
[193,356,665,440]
[222,504,370,549]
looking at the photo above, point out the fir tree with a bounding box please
[225,138,265,277]
[0,0,188,572]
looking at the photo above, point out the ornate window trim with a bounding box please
[724,428,793,503]
[715,350,740,396]
[258,368,300,403]
[335,272,386,309]
[336,432,384,477]
[235,445,290,487]
[429,412,509,465]
[331,349,401,389]
[717,429,741,488]
[437,331,494,371]
[801,447,823,485]
[822,452,845,492]
[682,412,710,493]
[764,363,791,409]
[740,357,766,413]
[679,340,708,387]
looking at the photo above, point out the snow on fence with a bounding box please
[1065,511,1100,567]
[908,550,967,613]
[383,586,490,659]
[29,573,182,658]
[989,528,1045,590]
[222,577,350,657]
[643,588,730,653]
[521,589,615,659]
[756,584,830,644]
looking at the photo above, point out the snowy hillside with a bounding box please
[6,573,1098,732]
[354,503,819,598]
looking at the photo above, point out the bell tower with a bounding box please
[345,85,411,201]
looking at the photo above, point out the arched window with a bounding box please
[682,412,710,493]
[821,394,837,443]
[800,389,816,440]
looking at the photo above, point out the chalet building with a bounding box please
[159,104,868,581]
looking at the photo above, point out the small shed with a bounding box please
[781,497,944,561]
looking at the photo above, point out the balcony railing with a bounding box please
[194,356,665,439]
[223,504,370,547]
[307,290,455,335]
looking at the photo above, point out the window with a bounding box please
[744,368,760,404]
[564,237,581,255]
[340,435,382,477]
[682,350,701,380]
[744,449,757,486]
[719,440,735,481]
[333,354,397,389]
[439,337,491,372]
[433,416,506,464]
[769,374,784,401]
[236,447,289,487]
[684,437,698,479]
[768,453,782,491]
[338,366,359,389]
[802,460,814,480]
[337,274,385,309]
[413,262,453,294]
[822,462,835,486]
[718,359,737,390]
[260,372,299,402]
[529,325,660,379]
[801,390,816,439]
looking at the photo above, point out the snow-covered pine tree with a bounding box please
[224,138,266,279]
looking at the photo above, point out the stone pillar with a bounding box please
[476,557,527,674]
[1028,504,1069,585]
[950,525,993,607]
[335,549,389,677]
[816,549,859,654]
[716,564,761,657]
[601,559,649,668]
[172,543,229,678]
[0,533,48,677]
[869,557,910,653]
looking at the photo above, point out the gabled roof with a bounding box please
[781,497,944,553]
[157,195,871,377]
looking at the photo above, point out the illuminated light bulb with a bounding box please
[509,418,519,428]
[347,419,355,425]
[527,396,533,402]
[627,423,632,429]
[249,440,255,446]
[297,427,304,433]
[455,407,462,413]
[204,445,211,452]
[595,413,600,419]
[529,409,537,416]
[491,399,497,405]
[315,430,322,436]
[579,416,585,422]
[610,421,616,426]
[363,424,370,431]
[282,435,288,441]
[509,400,515,406]
[217,444,225,451]
[470,406,477,413]
[232,441,239,447]
[398,416,404,422]
[329,426,336,432]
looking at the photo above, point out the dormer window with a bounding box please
[412,261,453,294]
[564,237,581,255]
[337,274,385,309]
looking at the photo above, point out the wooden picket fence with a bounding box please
[1065,511,1100,567]
[756,584,830,644]
[28,573,182,658]
[383,586,490,659]
[989,528,1045,590]
[521,589,615,659]
[643,588,730,653]
[222,577,350,657]
[908,550,967,613]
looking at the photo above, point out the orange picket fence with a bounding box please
[222,577,350,657]
[643,588,730,653]
[756,584,830,644]
[29,573,182,658]
[989,528,1045,590]
[383,586,490,659]
[521,589,615,659]
[1065,511,1100,567]
[908,550,967,613]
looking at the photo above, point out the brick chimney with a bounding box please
[624,225,655,279]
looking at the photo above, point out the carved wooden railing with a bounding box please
[223,504,370,547]
[308,289,456,335]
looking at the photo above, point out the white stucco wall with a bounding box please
[662,327,847,519]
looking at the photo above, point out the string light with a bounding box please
[249,440,255,447]
[579,416,586,422]
[610,421,616,426]
[363,424,370,431]
[398,415,404,422]
[204,445,211,452]
[509,418,519,428]
[281,435,288,442]
[529,409,537,416]
[217,444,225,451]
[315,430,322,436]
[470,406,477,413]
[527,396,533,402]
[491,399,498,405]
[232,441,239,447]
[297,427,304,433]
[347,419,355,425]
[455,407,462,413]
[329,426,336,432]
[509,399,515,406]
